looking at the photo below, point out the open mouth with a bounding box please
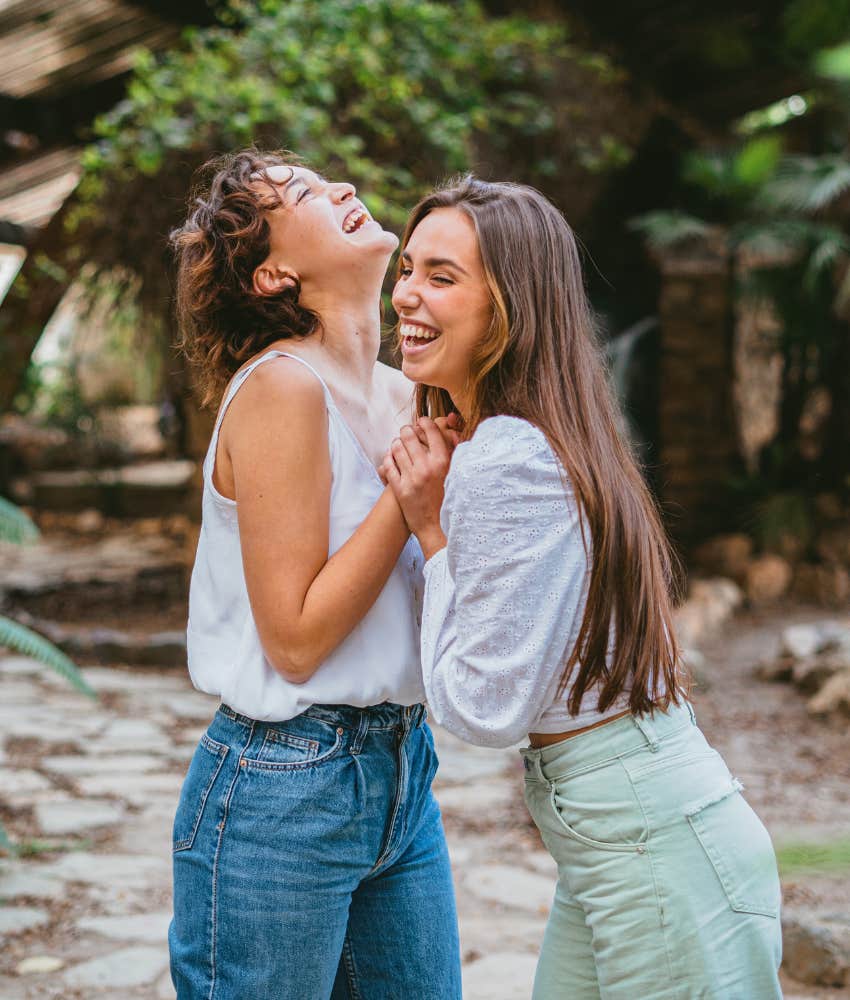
[399,322,442,354]
[342,206,371,234]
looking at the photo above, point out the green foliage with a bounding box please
[758,154,850,213]
[76,0,568,239]
[775,838,850,877]
[0,497,39,545]
[0,616,96,699]
[783,0,850,57]
[627,211,711,251]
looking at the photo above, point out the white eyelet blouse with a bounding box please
[420,415,631,748]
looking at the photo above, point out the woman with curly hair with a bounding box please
[167,150,461,1000]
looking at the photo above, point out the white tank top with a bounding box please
[186,350,426,721]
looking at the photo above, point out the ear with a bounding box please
[253,262,298,297]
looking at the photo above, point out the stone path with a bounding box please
[0,632,847,999]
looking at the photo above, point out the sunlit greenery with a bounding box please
[776,839,850,877]
[75,0,571,242]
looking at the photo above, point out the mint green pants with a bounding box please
[521,704,782,999]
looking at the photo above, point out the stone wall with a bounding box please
[656,232,740,545]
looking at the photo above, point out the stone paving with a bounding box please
[0,654,553,999]
[0,650,844,999]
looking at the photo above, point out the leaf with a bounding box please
[734,136,782,187]
[0,497,39,545]
[0,617,96,699]
[629,211,712,251]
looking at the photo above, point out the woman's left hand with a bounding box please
[380,417,453,559]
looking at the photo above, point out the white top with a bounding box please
[421,415,630,748]
[186,350,426,721]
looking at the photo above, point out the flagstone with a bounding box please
[35,798,124,836]
[62,945,168,989]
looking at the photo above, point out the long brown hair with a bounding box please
[170,149,320,407]
[399,177,685,716]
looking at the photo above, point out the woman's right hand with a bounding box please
[379,416,461,559]
[378,414,461,485]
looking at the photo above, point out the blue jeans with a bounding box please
[169,702,461,1000]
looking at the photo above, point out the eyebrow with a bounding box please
[401,250,470,277]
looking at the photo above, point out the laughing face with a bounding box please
[252,165,398,300]
[392,207,493,415]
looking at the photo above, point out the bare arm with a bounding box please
[225,359,409,684]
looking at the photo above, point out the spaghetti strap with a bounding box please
[204,349,333,483]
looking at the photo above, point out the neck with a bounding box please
[299,290,383,390]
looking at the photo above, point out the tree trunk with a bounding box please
[0,196,80,412]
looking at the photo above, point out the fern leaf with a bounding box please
[0,617,96,699]
[0,497,39,545]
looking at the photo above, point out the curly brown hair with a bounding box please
[170,149,321,407]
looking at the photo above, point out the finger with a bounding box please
[399,423,428,459]
[391,436,414,474]
[417,417,450,462]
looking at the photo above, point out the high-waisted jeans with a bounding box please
[521,703,782,999]
[169,702,461,1000]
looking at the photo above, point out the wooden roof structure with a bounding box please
[0,0,213,245]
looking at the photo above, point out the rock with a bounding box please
[77,910,172,944]
[0,868,65,900]
[16,955,65,975]
[2,769,55,806]
[674,577,743,646]
[755,655,794,683]
[35,798,124,836]
[62,945,169,989]
[792,651,850,694]
[807,669,850,717]
[793,564,850,607]
[782,623,829,660]
[462,952,539,1000]
[0,906,50,937]
[463,864,554,913]
[815,524,850,567]
[692,534,753,581]
[73,508,105,533]
[745,554,792,605]
[41,752,164,777]
[75,772,183,809]
[436,783,517,813]
[782,911,850,987]
[42,851,169,889]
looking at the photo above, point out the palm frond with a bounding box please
[0,617,96,699]
[0,497,39,545]
[759,155,850,213]
[629,211,712,252]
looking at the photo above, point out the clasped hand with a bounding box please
[379,414,461,560]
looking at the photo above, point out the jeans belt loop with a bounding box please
[350,711,369,755]
[633,712,661,752]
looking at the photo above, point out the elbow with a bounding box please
[265,640,322,685]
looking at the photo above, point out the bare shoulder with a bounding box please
[222,354,328,445]
[377,361,415,421]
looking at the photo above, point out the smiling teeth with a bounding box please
[343,209,368,233]
[400,323,440,340]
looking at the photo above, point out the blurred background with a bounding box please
[0,2,849,998]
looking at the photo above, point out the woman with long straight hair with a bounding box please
[168,149,461,999]
[381,176,782,998]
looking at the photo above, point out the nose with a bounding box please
[331,182,355,203]
[392,273,419,312]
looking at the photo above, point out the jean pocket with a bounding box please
[686,778,781,918]
[548,761,649,853]
[242,717,344,771]
[173,733,229,852]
